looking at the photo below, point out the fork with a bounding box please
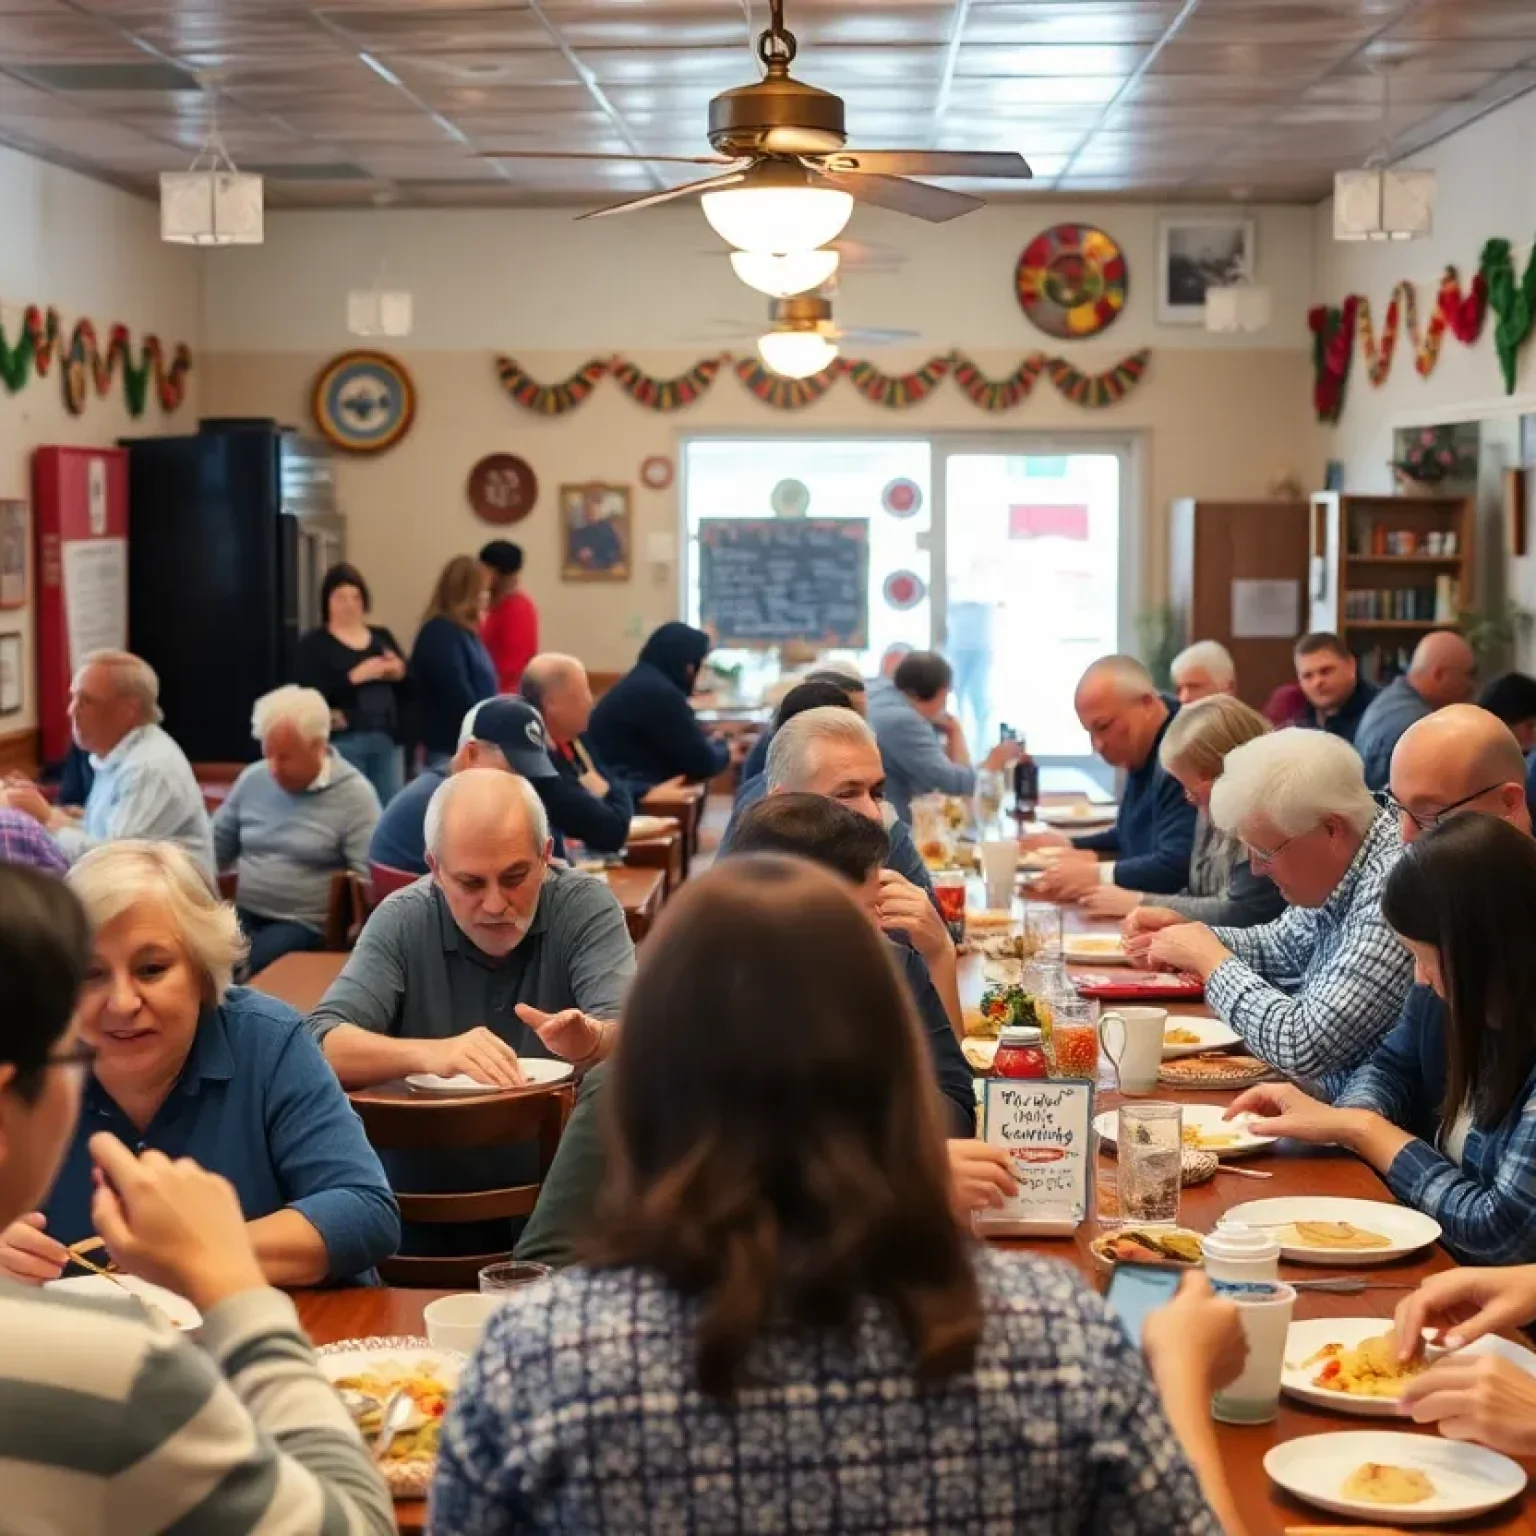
[1287,1277,1419,1294]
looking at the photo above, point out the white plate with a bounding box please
[46,1273,201,1330]
[1264,1430,1526,1524]
[1222,1196,1442,1267]
[1160,1015,1241,1060]
[317,1337,465,1386]
[1094,1103,1277,1160]
[1282,1317,1536,1418]
[404,1059,575,1095]
[627,814,675,840]
[1064,935,1130,966]
[1038,803,1118,828]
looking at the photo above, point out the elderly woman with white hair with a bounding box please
[0,840,400,1287]
[1169,640,1237,706]
[1128,728,1414,1090]
[212,684,381,974]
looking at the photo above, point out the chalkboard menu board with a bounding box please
[698,518,869,647]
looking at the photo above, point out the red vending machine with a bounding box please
[32,446,129,766]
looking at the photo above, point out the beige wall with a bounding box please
[0,144,201,736]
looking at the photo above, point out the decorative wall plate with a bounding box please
[641,455,674,490]
[770,477,810,517]
[466,453,538,525]
[881,477,923,517]
[1016,225,1128,340]
[883,569,927,610]
[311,350,416,454]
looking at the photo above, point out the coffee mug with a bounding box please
[1098,1005,1167,1095]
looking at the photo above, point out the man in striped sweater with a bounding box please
[0,863,393,1536]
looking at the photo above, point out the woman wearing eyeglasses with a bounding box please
[0,840,399,1287]
[1228,813,1536,1265]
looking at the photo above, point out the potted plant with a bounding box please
[1460,602,1534,675]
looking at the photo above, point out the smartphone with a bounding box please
[1104,1262,1182,1348]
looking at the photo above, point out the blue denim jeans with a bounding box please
[238,910,322,978]
[333,730,404,806]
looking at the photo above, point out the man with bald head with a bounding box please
[521,652,633,852]
[1353,630,1477,791]
[1027,655,1197,899]
[1385,704,1531,843]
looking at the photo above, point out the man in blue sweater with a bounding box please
[1026,655,1197,899]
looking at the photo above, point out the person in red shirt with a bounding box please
[479,540,539,692]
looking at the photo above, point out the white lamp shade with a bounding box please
[159,169,264,246]
[702,185,854,255]
[1333,167,1435,242]
[730,248,840,298]
[1204,284,1272,333]
[347,288,414,337]
[757,329,839,378]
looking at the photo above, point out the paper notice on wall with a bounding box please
[1231,578,1300,639]
[62,538,127,675]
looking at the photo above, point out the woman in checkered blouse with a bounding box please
[431,855,1251,1536]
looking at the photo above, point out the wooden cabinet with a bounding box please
[1169,499,1310,709]
[1308,492,1474,682]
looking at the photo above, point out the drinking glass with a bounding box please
[932,869,967,945]
[1117,1103,1182,1226]
[1021,901,1064,962]
[479,1261,552,1294]
[1049,994,1100,1081]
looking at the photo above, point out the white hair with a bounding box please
[251,684,331,745]
[1171,640,1236,690]
[80,650,163,726]
[67,840,246,999]
[1209,728,1376,840]
[766,705,878,791]
[424,767,549,859]
[458,699,487,749]
[1076,654,1156,701]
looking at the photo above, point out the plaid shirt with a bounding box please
[1209,810,1413,1088]
[0,809,68,876]
[430,1248,1221,1536]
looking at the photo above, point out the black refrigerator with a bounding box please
[120,418,343,764]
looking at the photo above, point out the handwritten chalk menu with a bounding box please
[977,1079,1094,1237]
[698,518,869,647]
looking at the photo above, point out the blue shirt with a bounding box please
[1072,708,1197,894]
[866,677,976,823]
[1300,678,1378,745]
[369,769,444,876]
[409,617,498,758]
[48,988,399,1282]
[1353,676,1433,791]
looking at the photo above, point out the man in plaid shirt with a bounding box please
[1129,729,1412,1091]
[0,807,67,875]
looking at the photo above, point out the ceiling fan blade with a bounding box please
[835,326,922,347]
[577,169,748,220]
[819,150,1032,180]
[817,171,983,223]
[475,149,740,165]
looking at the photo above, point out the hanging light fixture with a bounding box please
[347,261,413,337]
[1333,65,1434,243]
[159,84,263,246]
[758,328,838,377]
[730,247,840,298]
[702,161,853,255]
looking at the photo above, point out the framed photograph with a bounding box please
[1158,217,1257,325]
[560,483,631,582]
[0,500,26,610]
[0,632,21,716]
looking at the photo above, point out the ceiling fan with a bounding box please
[702,236,906,298]
[478,0,1032,252]
[687,292,918,378]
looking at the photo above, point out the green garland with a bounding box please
[0,304,191,415]
[1479,238,1536,394]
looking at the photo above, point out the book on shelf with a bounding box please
[1341,575,1458,623]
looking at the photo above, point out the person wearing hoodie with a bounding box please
[588,622,730,795]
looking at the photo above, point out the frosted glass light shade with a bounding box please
[730,248,840,298]
[758,330,838,378]
[347,289,414,337]
[160,169,263,245]
[1333,168,1435,242]
[1205,284,1272,333]
[702,185,854,254]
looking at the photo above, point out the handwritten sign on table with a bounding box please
[976,1078,1094,1237]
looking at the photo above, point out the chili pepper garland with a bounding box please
[1352,268,1489,388]
[1307,299,1360,424]
[1480,237,1536,395]
[609,355,725,411]
[733,357,841,409]
[493,355,608,415]
[0,304,191,415]
[842,355,951,407]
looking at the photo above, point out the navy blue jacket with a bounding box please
[545,736,633,854]
[409,616,497,758]
[1525,750,1536,825]
[588,623,729,794]
[1301,678,1379,746]
[738,728,771,790]
[1073,707,1197,894]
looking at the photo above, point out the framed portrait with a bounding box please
[560,483,632,582]
[0,500,26,610]
[0,632,21,716]
[1157,217,1256,325]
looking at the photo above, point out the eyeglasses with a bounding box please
[1243,831,1303,867]
[1374,784,1504,833]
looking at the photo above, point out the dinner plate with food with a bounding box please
[1089,1227,1204,1271]
[1222,1196,1442,1266]
[1157,1052,1276,1090]
[1161,1017,1240,1060]
[1063,934,1130,966]
[1282,1318,1536,1418]
[318,1337,462,1498]
[1264,1431,1527,1524]
[1037,804,1118,828]
[46,1271,201,1331]
[1094,1103,1277,1160]
[626,814,675,841]
[404,1059,575,1095]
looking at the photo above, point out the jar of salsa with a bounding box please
[993,1025,1049,1080]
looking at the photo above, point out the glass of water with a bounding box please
[1117,1103,1182,1226]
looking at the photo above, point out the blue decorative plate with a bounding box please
[311,350,416,453]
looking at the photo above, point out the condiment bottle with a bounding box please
[1203,1220,1281,1284]
[993,1025,1048,1080]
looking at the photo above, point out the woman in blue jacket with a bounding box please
[409,555,497,771]
[1229,813,1536,1265]
[588,622,730,795]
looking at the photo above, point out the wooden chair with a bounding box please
[369,860,420,903]
[350,1084,573,1289]
[221,871,368,950]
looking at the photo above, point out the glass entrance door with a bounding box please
[937,448,1126,790]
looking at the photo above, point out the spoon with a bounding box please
[372,1389,419,1461]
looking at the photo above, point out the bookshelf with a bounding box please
[1308,492,1474,683]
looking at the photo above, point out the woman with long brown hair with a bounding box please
[431,856,1248,1535]
[408,554,497,771]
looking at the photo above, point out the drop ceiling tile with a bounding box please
[1387,0,1536,42]
[792,8,956,47]
[1148,40,1361,77]
[1302,71,1503,104]
[1175,2,1404,45]
[585,44,949,85]
[954,42,1146,76]
[384,49,579,87]
[943,74,1125,105]
[962,4,1181,46]
[313,7,549,51]
[1356,37,1536,72]
[0,14,150,61]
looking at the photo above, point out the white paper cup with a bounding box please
[979,840,1017,910]
[423,1292,503,1354]
[1211,1280,1296,1425]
